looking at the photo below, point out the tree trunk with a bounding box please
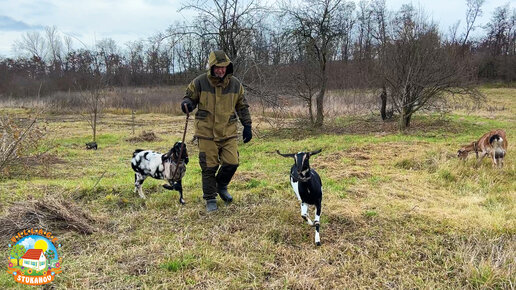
[380,85,387,120]
[93,108,97,142]
[399,106,412,131]
[308,98,314,124]
[315,87,325,127]
[315,68,327,127]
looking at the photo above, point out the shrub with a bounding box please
[0,113,46,175]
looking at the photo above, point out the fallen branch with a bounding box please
[0,194,99,239]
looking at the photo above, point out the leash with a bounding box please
[171,103,190,182]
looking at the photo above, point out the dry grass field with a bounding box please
[0,87,514,289]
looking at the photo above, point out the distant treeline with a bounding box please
[0,0,514,99]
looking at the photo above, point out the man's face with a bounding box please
[213,65,227,78]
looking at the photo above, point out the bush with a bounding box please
[0,114,46,175]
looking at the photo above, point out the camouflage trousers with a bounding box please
[198,138,239,200]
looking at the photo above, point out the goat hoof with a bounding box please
[179,198,186,205]
[163,184,174,190]
[316,242,321,246]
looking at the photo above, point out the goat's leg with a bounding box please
[301,203,313,226]
[491,152,497,168]
[497,157,503,168]
[476,152,487,167]
[134,173,138,193]
[314,203,321,246]
[135,173,147,199]
[175,180,185,205]
[163,180,185,204]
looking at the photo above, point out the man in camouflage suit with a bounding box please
[181,50,252,212]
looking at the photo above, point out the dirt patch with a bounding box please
[319,151,346,162]
[350,152,370,160]
[317,152,348,170]
[126,131,161,142]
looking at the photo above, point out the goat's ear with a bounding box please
[309,149,322,156]
[276,150,295,158]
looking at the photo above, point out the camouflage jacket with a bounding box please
[183,50,252,141]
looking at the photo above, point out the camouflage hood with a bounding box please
[207,50,234,87]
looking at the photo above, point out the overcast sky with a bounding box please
[0,0,513,58]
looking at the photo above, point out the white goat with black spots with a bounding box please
[277,149,323,246]
[131,141,188,204]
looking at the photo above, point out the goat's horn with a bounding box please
[276,150,295,158]
[309,149,322,155]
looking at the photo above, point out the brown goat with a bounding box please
[457,129,508,168]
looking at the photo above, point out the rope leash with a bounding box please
[172,103,190,182]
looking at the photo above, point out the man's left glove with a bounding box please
[243,125,252,143]
[181,99,194,114]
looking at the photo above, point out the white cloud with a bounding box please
[19,237,35,250]
[0,0,189,57]
[0,0,511,57]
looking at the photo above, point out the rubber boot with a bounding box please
[206,199,217,212]
[216,164,238,203]
[202,166,219,201]
[203,166,219,212]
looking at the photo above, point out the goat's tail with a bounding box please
[132,149,144,158]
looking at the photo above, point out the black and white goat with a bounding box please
[277,149,323,246]
[131,141,188,204]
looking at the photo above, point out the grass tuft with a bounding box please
[160,254,196,272]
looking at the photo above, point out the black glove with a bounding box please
[181,99,194,114]
[243,125,252,143]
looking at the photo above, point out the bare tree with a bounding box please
[370,0,391,120]
[75,48,106,143]
[355,0,374,61]
[14,31,48,60]
[462,0,485,46]
[335,3,356,61]
[81,77,106,143]
[97,38,120,82]
[45,26,63,75]
[477,4,516,81]
[484,4,514,56]
[282,0,351,127]
[448,20,461,44]
[380,4,479,130]
[179,0,265,71]
[290,61,319,123]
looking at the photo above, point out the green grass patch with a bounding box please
[160,254,196,272]
[0,87,514,288]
